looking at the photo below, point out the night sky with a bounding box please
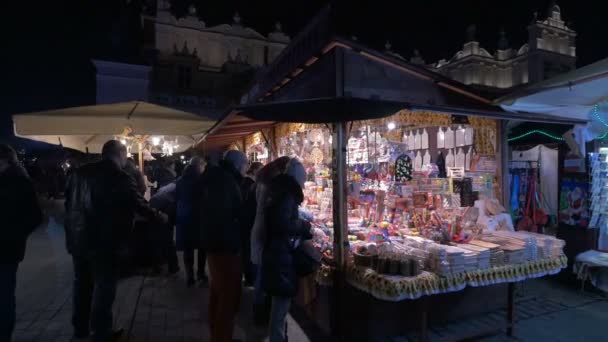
[2,0,607,144]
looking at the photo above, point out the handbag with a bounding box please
[293,239,322,276]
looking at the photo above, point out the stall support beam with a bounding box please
[507,282,515,337]
[332,121,347,269]
[500,120,509,207]
[331,121,347,339]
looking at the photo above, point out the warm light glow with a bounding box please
[387,122,396,130]
[439,132,445,140]
[152,136,161,146]
[120,139,127,145]
[180,155,185,160]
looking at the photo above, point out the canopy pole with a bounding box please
[331,121,347,337]
[138,142,144,171]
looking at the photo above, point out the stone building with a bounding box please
[419,2,576,93]
[94,0,290,118]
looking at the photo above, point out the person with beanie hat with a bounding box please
[195,149,247,342]
[261,158,312,342]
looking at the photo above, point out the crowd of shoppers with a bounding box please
[3,139,319,342]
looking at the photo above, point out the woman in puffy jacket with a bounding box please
[261,159,311,342]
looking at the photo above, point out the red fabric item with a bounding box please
[207,253,242,342]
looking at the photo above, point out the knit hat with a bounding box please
[224,150,248,173]
[286,158,306,188]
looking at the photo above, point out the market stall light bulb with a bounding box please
[180,155,185,160]
[387,122,396,130]
[152,136,161,146]
[120,139,127,145]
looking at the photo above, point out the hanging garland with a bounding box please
[508,130,565,142]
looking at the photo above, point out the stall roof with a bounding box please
[201,5,584,149]
[497,57,608,121]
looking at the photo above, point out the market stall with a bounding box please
[202,6,574,339]
[498,57,608,286]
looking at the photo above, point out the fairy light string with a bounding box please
[508,130,565,142]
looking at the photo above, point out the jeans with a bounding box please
[269,296,291,342]
[0,263,18,342]
[207,253,242,342]
[183,248,206,280]
[72,257,118,341]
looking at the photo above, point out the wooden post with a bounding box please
[138,142,144,172]
[507,282,515,337]
[419,296,429,342]
[331,121,347,338]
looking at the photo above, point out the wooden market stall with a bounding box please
[200,6,580,341]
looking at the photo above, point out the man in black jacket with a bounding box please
[197,150,247,342]
[65,140,167,341]
[0,144,43,342]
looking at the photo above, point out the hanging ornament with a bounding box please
[421,128,429,149]
[309,146,324,165]
[395,154,413,182]
[437,127,445,149]
[465,127,474,145]
[445,127,455,148]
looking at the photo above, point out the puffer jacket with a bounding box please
[0,166,43,263]
[196,160,243,254]
[64,159,164,259]
[261,174,312,298]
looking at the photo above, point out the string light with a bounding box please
[507,130,565,142]
[597,131,608,140]
[592,103,608,128]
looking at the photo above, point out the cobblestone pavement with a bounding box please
[11,201,608,342]
[12,202,309,342]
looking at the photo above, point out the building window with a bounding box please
[178,65,192,89]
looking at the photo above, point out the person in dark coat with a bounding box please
[261,159,311,342]
[196,150,247,342]
[123,158,147,196]
[149,182,179,274]
[154,159,177,189]
[241,162,263,287]
[64,140,167,341]
[0,144,43,342]
[176,157,206,287]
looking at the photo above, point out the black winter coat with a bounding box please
[261,174,311,298]
[196,161,243,254]
[64,160,164,259]
[0,166,42,263]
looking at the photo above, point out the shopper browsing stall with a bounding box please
[197,150,247,342]
[261,159,314,342]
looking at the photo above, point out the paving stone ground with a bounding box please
[11,200,608,342]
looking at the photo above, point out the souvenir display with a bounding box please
[258,119,566,303]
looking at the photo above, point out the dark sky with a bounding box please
[2,0,607,142]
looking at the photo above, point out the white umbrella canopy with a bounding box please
[13,101,215,153]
